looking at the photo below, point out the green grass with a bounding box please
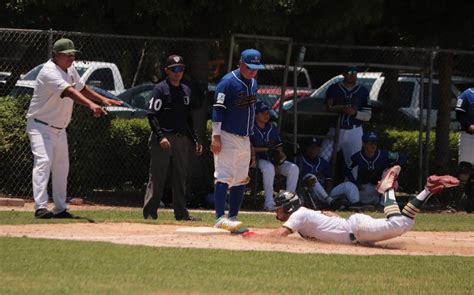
[0,237,472,295]
[0,209,473,231]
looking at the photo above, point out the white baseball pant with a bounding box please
[459,131,474,165]
[348,213,414,243]
[26,118,69,213]
[258,159,299,206]
[321,126,363,179]
[214,130,251,187]
[311,181,360,204]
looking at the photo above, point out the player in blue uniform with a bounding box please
[211,49,264,231]
[455,88,474,213]
[348,131,406,206]
[144,55,203,221]
[298,137,360,210]
[250,101,299,211]
[320,66,372,180]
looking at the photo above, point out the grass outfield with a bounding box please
[0,237,472,295]
[0,209,473,231]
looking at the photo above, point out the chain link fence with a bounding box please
[1,28,474,207]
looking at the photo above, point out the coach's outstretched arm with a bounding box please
[62,87,106,117]
[79,85,123,107]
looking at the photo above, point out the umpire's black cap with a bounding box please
[165,55,185,68]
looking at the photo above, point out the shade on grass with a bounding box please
[0,237,472,294]
[0,209,473,231]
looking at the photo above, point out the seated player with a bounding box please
[261,166,459,244]
[348,131,406,207]
[298,137,360,210]
[250,101,299,211]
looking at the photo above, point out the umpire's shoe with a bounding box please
[143,211,158,220]
[34,208,53,219]
[52,210,75,218]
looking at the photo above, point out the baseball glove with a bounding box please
[268,148,287,166]
[302,173,317,188]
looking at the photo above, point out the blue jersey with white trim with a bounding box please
[298,155,331,187]
[455,88,474,132]
[325,82,370,128]
[212,69,257,136]
[349,149,406,185]
[250,122,281,161]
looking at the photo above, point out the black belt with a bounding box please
[349,233,359,244]
[341,125,361,130]
[34,118,63,130]
[164,130,187,137]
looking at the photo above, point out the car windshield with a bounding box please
[118,85,154,109]
[22,64,87,80]
[257,68,309,88]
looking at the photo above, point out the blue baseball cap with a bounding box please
[240,49,265,70]
[362,131,378,143]
[344,66,358,74]
[255,100,270,113]
[304,137,322,146]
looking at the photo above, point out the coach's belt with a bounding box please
[340,125,360,130]
[34,118,63,130]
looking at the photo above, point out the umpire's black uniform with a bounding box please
[144,78,198,220]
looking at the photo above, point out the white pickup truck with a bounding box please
[11,61,125,96]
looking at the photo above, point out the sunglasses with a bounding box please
[347,71,358,75]
[170,66,184,73]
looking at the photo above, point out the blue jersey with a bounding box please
[212,69,257,136]
[349,149,406,185]
[298,155,332,187]
[250,122,281,161]
[455,88,474,133]
[325,82,370,128]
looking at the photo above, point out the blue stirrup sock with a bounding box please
[214,182,229,219]
[228,185,246,218]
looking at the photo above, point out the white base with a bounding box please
[175,226,230,235]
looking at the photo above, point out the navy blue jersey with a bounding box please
[349,149,406,185]
[250,122,281,161]
[148,79,192,132]
[212,69,257,136]
[455,88,474,133]
[298,155,332,187]
[325,82,370,128]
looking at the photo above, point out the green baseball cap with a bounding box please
[53,38,80,54]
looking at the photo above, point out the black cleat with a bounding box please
[35,208,53,219]
[52,210,75,219]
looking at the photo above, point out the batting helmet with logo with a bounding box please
[274,191,302,215]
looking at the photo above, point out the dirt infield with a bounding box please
[1,222,473,256]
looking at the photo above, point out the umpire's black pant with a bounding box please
[144,132,193,219]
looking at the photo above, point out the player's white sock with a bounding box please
[383,189,401,219]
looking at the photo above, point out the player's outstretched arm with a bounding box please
[268,227,292,237]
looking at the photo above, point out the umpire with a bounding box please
[144,54,203,221]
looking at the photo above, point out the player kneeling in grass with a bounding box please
[260,166,459,244]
